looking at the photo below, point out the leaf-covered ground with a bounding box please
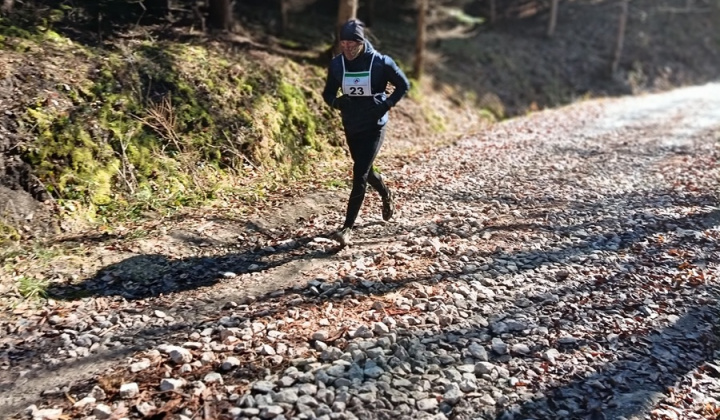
[1,83,719,420]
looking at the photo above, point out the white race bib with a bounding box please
[341,55,375,97]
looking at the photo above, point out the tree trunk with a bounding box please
[611,0,629,76]
[208,0,232,31]
[547,0,559,37]
[280,0,289,34]
[412,0,428,80]
[1,0,14,14]
[334,0,358,54]
[489,0,496,24]
[366,0,375,27]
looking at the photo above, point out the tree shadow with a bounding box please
[45,228,342,301]
[6,184,719,418]
[492,306,719,419]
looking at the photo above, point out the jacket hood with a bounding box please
[362,40,376,55]
[340,39,376,63]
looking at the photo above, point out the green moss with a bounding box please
[423,103,447,133]
[12,30,348,223]
[0,23,34,39]
[277,81,318,148]
[0,221,21,244]
[43,29,67,44]
[21,106,121,208]
[407,79,422,101]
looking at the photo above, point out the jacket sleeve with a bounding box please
[383,55,411,108]
[322,60,342,108]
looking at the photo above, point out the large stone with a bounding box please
[311,331,329,341]
[475,362,496,375]
[373,322,390,335]
[168,346,193,364]
[259,405,284,418]
[417,398,439,411]
[221,356,241,371]
[31,408,63,420]
[443,384,464,405]
[468,342,488,361]
[73,397,96,408]
[159,378,186,391]
[204,372,223,384]
[119,382,139,398]
[93,404,112,420]
[274,389,299,404]
[130,359,151,373]
[252,380,275,393]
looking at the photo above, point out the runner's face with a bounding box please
[341,40,363,60]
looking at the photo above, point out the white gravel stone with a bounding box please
[200,352,216,364]
[259,405,284,418]
[89,386,106,401]
[73,396,96,408]
[167,346,193,364]
[93,404,113,419]
[312,330,329,341]
[511,343,531,355]
[130,358,151,373]
[119,382,139,398]
[31,408,63,420]
[183,341,203,350]
[159,378,186,391]
[475,361,496,375]
[136,402,156,416]
[373,322,390,335]
[204,372,223,384]
[274,389,299,404]
[544,348,560,365]
[298,383,318,396]
[491,338,508,355]
[252,380,275,393]
[417,398,439,411]
[221,356,241,371]
[468,342,488,361]
[459,379,477,392]
[259,344,276,355]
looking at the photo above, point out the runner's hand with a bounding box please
[333,95,351,111]
[373,101,390,118]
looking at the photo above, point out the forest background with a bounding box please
[0,0,718,247]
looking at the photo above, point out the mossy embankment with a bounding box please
[0,17,487,244]
[1,25,330,220]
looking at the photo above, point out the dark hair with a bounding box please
[340,19,365,42]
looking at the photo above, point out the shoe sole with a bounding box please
[382,193,395,221]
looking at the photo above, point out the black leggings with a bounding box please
[343,126,390,229]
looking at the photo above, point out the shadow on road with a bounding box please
[6,185,719,418]
[45,222,342,301]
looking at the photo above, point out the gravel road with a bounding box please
[2,83,719,420]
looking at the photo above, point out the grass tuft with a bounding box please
[17,275,49,300]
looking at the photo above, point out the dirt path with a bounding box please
[2,84,719,419]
